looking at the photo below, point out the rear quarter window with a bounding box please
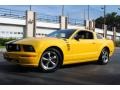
[96,34,103,39]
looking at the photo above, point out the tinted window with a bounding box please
[47,29,76,39]
[75,31,94,39]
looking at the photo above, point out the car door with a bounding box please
[67,31,98,62]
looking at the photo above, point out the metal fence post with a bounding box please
[112,27,116,42]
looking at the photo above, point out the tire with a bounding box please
[98,48,110,65]
[38,48,62,72]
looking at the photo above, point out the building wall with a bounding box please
[0,24,24,39]
[36,27,57,37]
[0,17,119,40]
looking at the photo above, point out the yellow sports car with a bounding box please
[3,29,114,72]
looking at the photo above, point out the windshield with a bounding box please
[47,29,76,39]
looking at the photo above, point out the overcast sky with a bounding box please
[0,5,120,20]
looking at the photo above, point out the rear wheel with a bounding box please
[98,48,109,65]
[39,48,62,72]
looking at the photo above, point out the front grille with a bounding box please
[6,44,21,52]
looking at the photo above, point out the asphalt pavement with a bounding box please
[0,48,120,85]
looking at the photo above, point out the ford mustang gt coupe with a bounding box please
[3,29,114,72]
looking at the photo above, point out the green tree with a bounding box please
[95,12,120,32]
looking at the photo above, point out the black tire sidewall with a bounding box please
[98,48,109,65]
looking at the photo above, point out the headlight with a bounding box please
[6,44,21,52]
[23,45,35,52]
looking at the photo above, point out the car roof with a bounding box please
[58,29,95,34]
[76,29,95,33]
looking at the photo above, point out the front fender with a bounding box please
[36,40,67,64]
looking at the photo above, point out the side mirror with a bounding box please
[74,35,80,41]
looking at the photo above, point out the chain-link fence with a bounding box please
[68,18,84,26]
[37,13,59,23]
[0,6,119,31]
[0,8,26,20]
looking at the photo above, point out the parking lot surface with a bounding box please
[0,48,120,85]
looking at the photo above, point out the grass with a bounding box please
[0,46,5,48]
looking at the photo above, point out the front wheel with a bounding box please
[39,48,62,72]
[98,48,109,65]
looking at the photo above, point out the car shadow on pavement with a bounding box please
[0,62,40,73]
[0,61,97,73]
[61,61,97,69]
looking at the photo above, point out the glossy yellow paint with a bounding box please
[4,29,115,67]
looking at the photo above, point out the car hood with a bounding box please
[12,37,65,45]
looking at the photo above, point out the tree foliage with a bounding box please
[0,38,15,46]
[95,12,120,32]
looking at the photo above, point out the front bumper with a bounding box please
[3,52,39,67]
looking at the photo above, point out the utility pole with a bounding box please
[88,5,90,20]
[103,5,107,38]
[62,5,64,16]
[101,5,107,38]
[60,5,67,29]
[84,9,86,20]
[29,5,32,11]
[103,5,106,25]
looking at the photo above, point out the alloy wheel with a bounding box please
[102,50,109,63]
[41,51,59,70]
